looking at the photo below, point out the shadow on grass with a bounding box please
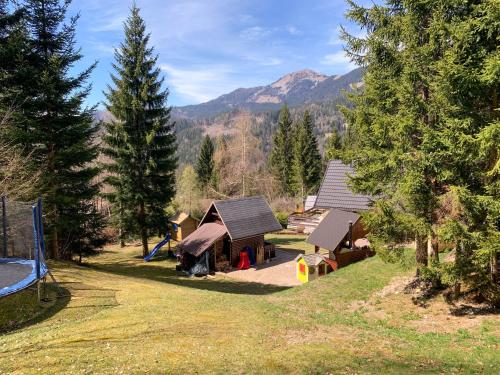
[450,304,499,317]
[0,284,71,335]
[85,260,290,295]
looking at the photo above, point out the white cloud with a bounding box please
[259,57,283,66]
[160,64,238,104]
[240,26,272,41]
[286,25,300,36]
[329,26,367,45]
[89,41,115,56]
[245,55,282,66]
[321,50,357,71]
[89,14,126,32]
[328,27,343,46]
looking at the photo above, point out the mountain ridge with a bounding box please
[172,67,364,119]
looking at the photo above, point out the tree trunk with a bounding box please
[415,235,428,276]
[429,233,439,263]
[119,227,125,248]
[452,241,464,300]
[50,227,59,259]
[139,202,148,257]
[491,250,498,284]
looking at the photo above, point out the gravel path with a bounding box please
[220,249,303,287]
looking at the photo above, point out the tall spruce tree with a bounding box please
[324,128,343,161]
[0,1,29,128]
[269,104,293,194]
[342,0,499,301]
[195,135,214,193]
[103,4,177,256]
[2,0,102,259]
[291,110,322,198]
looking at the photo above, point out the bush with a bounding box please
[275,212,289,229]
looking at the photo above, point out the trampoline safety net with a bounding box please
[1,197,42,260]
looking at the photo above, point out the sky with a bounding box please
[70,0,368,107]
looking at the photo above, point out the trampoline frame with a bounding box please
[0,197,49,299]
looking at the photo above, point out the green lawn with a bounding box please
[266,233,315,254]
[0,238,498,374]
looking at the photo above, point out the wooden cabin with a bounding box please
[169,212,199,242]
[177,196,282,273]
[307,209,373,268]
[306,160,374,268]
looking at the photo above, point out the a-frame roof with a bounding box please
[306,209,360,251]
[201,196,282,241]
[315,160,372,211]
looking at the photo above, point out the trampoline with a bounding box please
[0,197,49,299]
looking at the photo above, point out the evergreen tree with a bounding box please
[0,1,29,127]
[324,128,343,161]
[269,104,293,194]
[343,0,499,302]
[195,135,214,192]
[291,110,322,197]
[2,0,102,259]
[103,4,177,256]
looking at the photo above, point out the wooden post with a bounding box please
[348,221,353,249]
[1,196,7,258]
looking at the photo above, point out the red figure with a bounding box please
[237,250,250,270]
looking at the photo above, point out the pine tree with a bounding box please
[2,0,102,259]
[343,0,499,301]
[269,104,293,194]
[324,128,343,161]
[431,1,499,304]
[195,135,214,193]
[103,4,177,256]
[0,0,29,127]
[291,110,322,198]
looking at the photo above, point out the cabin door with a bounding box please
[256,243,264,264]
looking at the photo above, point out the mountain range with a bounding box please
[94,67,365,166]
[172,67,364,119]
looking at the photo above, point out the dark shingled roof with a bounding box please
[212,196,282,241]
[314,160,372,211]
[178,223,227,257]
[306,209,360,251]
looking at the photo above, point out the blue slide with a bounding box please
[144,234,171,262]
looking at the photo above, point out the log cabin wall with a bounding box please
[230,235,265,266]
[352,219,368,241]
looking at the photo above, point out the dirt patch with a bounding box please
[377,276,414,298]
[349,276,500,334]
[220,250,302,287]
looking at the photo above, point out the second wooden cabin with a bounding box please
[177,196,282,272]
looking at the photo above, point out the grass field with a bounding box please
[0,234,498,374]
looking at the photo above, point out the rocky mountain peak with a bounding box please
[271,69,328,94]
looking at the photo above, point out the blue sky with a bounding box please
[70,0,368,107]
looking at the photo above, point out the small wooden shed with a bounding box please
[169,212,199,242]
[307,209,372,268]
